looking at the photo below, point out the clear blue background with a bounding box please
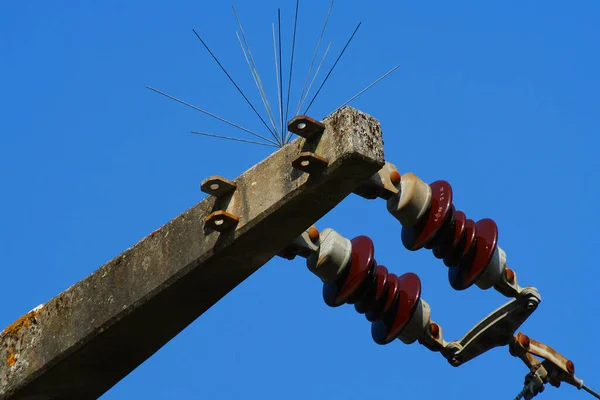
[1,1,599,399]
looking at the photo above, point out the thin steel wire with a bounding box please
[232,7,280,144]
[146,86,278,146]
[191,131,278,148]
[336,65,400,109]
[192,29,278,141]
[295,42,332,117]
[295,0,334,117]
[303,22,361,115]
[584,385,600,399]
[286,41,331,143]
[235,32,280,142]
[284,0,300,143]
[272,23,284,147]
[277,9,285,140]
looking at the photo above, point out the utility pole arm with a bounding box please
[0,106,385,400]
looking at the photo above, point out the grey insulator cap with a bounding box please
[476,246,507,290]
[387,173,432,228]
[398,298,431,345]
[306,228,352,283]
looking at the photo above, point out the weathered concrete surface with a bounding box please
[0,106,384,400]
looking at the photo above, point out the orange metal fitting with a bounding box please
[567,360,575,375]
[430,322,440,338]
[518,334,530,349]
[390,170,401,186]
[505,268,515,283]
[308,227,320,244]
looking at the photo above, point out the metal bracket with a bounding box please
[447,288,541,366]
[201,176,237,198]
[292,152,330,174]
[417,288,541,367]
[204,210,240,232]
[287,115,325,140]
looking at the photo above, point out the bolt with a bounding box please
[505,267,515,283]
[449,356,462,367]
[526,301,537,311]
[390,170,401,186]
[566,360,575,375]
[430,322,440,338]
[519,334,530,349]
[308,227,320,244]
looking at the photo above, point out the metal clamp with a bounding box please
[509,332,600,399]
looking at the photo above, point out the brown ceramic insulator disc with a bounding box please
[425,205,455,250]
[346,258,377,304]
[371,272,421,345]
[433,208,466,259]
[366,271,399,322]
[355,265,388,314]
[443,217,476,267]
[323,236,374,307]
[431,205,458,257]
[448,218,498,291]
[401,181,453,251]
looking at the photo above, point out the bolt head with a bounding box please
[449,356,462,367]
[526,301,537,311]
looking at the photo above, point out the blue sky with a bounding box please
[1,1,599,399]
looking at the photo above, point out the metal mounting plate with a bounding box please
[287,115,326,139]
[204,210,240,232]
[292,152,329,174]
[201,176,237,197]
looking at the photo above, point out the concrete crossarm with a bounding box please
[0,106,385,400]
